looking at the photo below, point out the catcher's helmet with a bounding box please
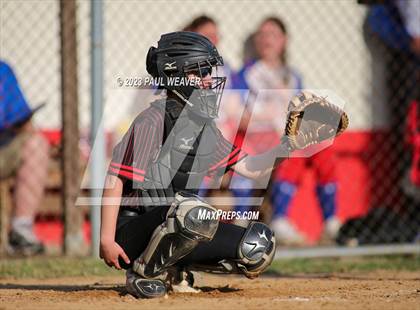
[146,31,226,119]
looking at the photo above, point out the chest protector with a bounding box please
[136,99,219,211]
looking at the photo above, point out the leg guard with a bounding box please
[133,192,219,278]
[187,222,276,279]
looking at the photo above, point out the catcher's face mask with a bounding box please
[174,56,226,119]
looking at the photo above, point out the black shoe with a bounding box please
[126,269,167,298]
[132,278,167,298]
[8,230,45,256]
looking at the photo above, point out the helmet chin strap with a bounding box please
[171,89,194,107]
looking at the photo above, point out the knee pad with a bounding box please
[170,192,219,241]
[133,192,219,278]
[236,222,276,278]
[186,222,276,279]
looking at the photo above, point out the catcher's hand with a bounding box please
[284,91,349,150]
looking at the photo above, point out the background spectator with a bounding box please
[232,17,342,244]
[0,60,49,255]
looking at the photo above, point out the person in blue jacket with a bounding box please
[0,60,49,255]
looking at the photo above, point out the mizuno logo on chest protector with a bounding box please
[179,137,194,150]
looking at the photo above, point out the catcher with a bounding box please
[100,31,348,298]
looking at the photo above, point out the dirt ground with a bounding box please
[0,270,419,310]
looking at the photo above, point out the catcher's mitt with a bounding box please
[284,91,349,150]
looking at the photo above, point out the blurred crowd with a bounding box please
[187,15,342,246]
[185,0,419,247]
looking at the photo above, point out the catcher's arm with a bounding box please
[100,175,130,269]
[233,91,348,180]
[233,143,289,180]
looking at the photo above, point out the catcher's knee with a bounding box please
[172,192,219,241]
[133,192,219,278]
[187,222,276,279]
[235,222,276,278]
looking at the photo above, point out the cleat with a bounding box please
[8,230,45,256]
[319,216,342,244]
[167,268,201,293]
[271,217,306,246]
[171,279,201,293]
[126,269,167,299]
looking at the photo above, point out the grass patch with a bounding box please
[0,257,121,279]
[0,255,418,279]
[269,255,420,275]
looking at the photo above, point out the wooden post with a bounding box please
[0,179,12,256]
[60,0,84,255]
